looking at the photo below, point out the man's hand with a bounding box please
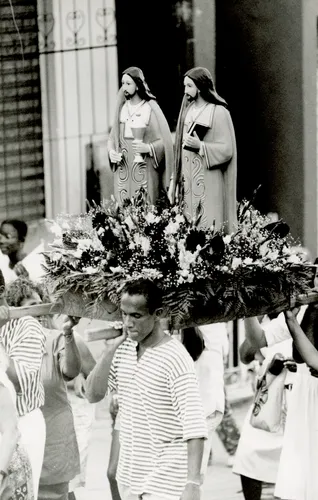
[284,307,300,322]
[181,483,201,500]
[103,328,127,352]
[14,262,29,278]
[182,131,201,152]
[109,149,123,163]
[62,316,80,336]
[132,141,151,154]
[73,372,86,398]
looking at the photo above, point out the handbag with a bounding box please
[250,353,288,432]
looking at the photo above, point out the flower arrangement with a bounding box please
[43,189,316,327]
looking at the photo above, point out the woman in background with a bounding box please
[181,326,225,482]
[6,278,82,500]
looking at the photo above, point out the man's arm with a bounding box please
[239,337,258,365]
[85,331,127,403]
[244,317,267,349]
[181,438,204,500]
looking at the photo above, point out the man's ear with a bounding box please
[155,307,163,319]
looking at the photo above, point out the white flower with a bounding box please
[231,257,242,270]
[124,216,135,231]
[97,227,105,235]
[287,254,301,264]
[73,249,83,259]
[129,241,136,250]
[223,235,232,245]
[178,244,199,270]
[83,266,98,274]
[134,234,150,255]
[175,214,185,224]
[51,252,62,263]
[187,272,194,283]
[267,250,279,261]
[77,239,92,252]
[243,257,253,265]
[145,212,160,224]
[50,222,63,238]
[110,266,124,274]
[179,269,189,277]
[259,242,269,257]
[164,221,180,236]
[141,268,163,280]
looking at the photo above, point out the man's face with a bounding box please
[120,293,157,343]
[121,74,138,100]
[184,76,199,102]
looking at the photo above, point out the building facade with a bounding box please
[1,0,317,257]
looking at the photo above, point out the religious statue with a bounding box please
[174,67,237,232]
[107,67,174,205]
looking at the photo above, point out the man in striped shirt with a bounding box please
[0,269,46,497]
[86,278,208,500]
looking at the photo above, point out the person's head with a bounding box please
[121,67,156,101]
[0,219,28,257]
[181,327,205,361]
[5,278,48,308]
[183,67,227,107]
[120,278,162,343]
[0,269,5,305]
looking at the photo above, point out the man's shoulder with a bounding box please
[160,338,195,372]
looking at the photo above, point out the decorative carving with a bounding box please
[38,13,55,52]
[96,7,116,44]
[66,10,86,47]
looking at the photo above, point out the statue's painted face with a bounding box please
[184,76,199,102]
[122,74,138,100]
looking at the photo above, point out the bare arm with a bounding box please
[285,309,318,371]
[0,384,19,472]
[181,438,204,500]
[239,338,258,364]
[244,317,267,349]
[0,345,21,391]
[85,332,127,403]
[74,333,96,377]
[59,317,82,380]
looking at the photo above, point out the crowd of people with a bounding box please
[0,62,317,500]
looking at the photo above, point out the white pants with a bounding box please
[201,410,223,478]
[118,484,179,500]
[18,408,46,500]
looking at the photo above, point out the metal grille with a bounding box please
[0,0,45,221]
[37,0,118,215]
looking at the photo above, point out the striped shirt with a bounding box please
[108,337,207,498]
[0,316,46,416]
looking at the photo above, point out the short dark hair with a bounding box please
[6,278,49,307]
[0,269,5,297]
[1,219,28,243]
[181,327,205,361]
[121,278,162,314]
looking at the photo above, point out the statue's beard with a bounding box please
[185,90,199,102]
[124,90,137,100]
